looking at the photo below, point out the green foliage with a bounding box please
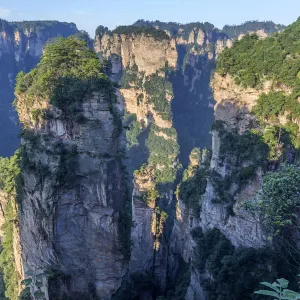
[252,91,300,157]
[151,124,177,139]
[178,168,207,216]
[0,197,20,300]
[0,152,22,299]
[146,127,180,184]
[255,278,300,300]
[211,121,269,203]
[73,30,92,47]
[245,165,300,235]
[139,188,160,205]
[189,147,201,163]
[217,21,300,87]
[219,127,268,166]
[9,21,77,36]
[209,170,233,203]
[124,114,143,149]
[285,122,300,150]
[222,21,285,39]
[253,92,287,120]
[212,120,268,167]
[178,148,209,215]
[0,153,21,194]
[112,26,170,41]
[0,201,19,300]
[54,143,78,188]
[192,227,286,300]
[162,259,191,300]
[261,125,291,161]
[120,66,143,89]
[101,59,113,76]
[133,19,215,39]
[95,25,109,37]
[211,119,299,203]
[50,77,113,117]
[191,228,234,275]
[15,37,114,118]
[217,18,300,123]
[1,20,77,40]
[144,74,173,121]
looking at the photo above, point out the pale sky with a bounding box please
[1,0,299,36]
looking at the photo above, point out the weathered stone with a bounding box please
[18,89,127,299]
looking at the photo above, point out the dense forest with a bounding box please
[222,20,286,38]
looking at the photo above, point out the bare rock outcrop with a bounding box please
[16,88,127,299]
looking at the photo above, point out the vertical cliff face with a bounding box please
[177,19,300,300]
[95,27,181,296]
[199,73,270,248]
[133,20,285,168]
[94,21,288,299]
[0,19,78,157]
[18,97,126,299]
[0,18,290,300]
[133,21,230,168]
[15,38,128,300]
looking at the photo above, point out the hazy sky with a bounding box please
[1,0,299,36]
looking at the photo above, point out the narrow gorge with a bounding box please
[0,15,299,300]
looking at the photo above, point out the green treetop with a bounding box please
[15,37,113,115]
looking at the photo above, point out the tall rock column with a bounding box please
[15,37,129,300]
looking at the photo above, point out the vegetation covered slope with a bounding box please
[9,20,78,37]
[0,153,21,300]
[218,18,300,90]
[95,24,170,41]
[133,19,216,37]
[222,21,286,39]
[113,26,170,41]
[15,37,114,124]
[133,19,285,40]
[216,17,300,161]
[208,17,300,299]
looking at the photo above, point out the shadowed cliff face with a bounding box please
[0,19,78,157]
[133,23,228,169]
[171,53,215,168]
[95,28,181,297]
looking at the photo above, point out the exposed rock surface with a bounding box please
[95,22,285,300]
[95,28,179,295]
[16,91,127,299]
[198,73,295,250]
[95,32,177,76]
[0,19,288,300]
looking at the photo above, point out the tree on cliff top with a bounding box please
[15,37,114,116]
